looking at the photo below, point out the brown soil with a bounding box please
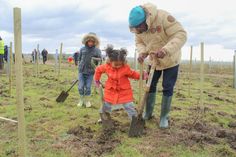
[53,123,122,157]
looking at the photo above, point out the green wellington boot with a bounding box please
[143,92,156,120]
[77,96,84,107]
[84,96,92,108]
[159,95,172,128]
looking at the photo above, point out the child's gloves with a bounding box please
[94,80,101,88]
[142,71,148,80]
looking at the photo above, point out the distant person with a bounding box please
[67,56,73,66]
[77,32,102,108]
[129,3,187,128]
[4,45,8,62]
[31,50,35,63]
[0,36,4,70]
[73,51,79,66]
[32,49,37,63]
[41,48,48,64]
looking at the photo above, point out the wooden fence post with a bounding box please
[36,44,39,77]
[9,42,13,95]
[234,51,236,88]
[55,49,58,74]
[188,45,193,97]
[134,49,137,70]
[14,7,27,157]
[200,42,204,107]
[58,43,63,78]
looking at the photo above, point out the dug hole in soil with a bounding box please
[52,120,124,157]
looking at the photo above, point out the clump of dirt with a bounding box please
[179,121,219,145]
[94,128,120,156]
[192,122,209,133]
[232,115,236,119]
[215,146,236,157]
[0,89,10,98]
[39,97,50,101]
[228,122,236,128]
[176,92,186,98]
[213,84,221,88]
[39,75,58,81]
[185,132,219,146]
[215,96,224,101]
[67,125,94,139]
[218,111,229,117]
[216,129,236,150]
[53,124,121,157]
[5,149,17,156]
[172,106,182,111]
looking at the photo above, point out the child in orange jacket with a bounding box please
[94,45,147,120]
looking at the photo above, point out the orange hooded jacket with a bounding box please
[94,63,140,105]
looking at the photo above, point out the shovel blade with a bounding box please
[100,112,114,129]
[56,91,69,103]
[128,115,145,137]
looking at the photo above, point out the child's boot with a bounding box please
[77,96,84,107]
[84,96,92,108]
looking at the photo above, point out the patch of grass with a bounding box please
[1,62,236,156]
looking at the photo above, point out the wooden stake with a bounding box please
[7,46,10,76]
[36,44,39,77]
[200,42,204,107]
[188,45,193,97]
[234,51,236,88]
[9,42,13,95]
[139,63,143,111]
[209,57,212,73]
[55,49,58,74]
[58,43,63,78]
[0,116,18,123]
[134,49,137,70]
[14,7,27,157]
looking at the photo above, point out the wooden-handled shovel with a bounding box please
[128,62,155,137]
[56,79,78,103]
[98,83,114,129]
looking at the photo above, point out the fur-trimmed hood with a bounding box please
[141,3,158,30]
[82,32,100,48]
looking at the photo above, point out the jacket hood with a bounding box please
[141,3,158,29]
[82,32,100,48]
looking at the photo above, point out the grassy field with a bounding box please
[0,60,236,157]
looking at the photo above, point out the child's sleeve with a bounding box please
[126,66,140,80]
[94,64,106,81]
[78,49,82,62]
[96,49,102,58]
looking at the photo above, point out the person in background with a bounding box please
[0,36,4,71]
[4,45,8,62]
[41,48,48,64]
[77,32,102,108]
[73,51,79,66]
[32,49,37,63]
[67,56,73,66]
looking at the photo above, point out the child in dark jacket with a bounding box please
[78,32,101,108]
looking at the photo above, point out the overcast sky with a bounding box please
[0,0,236,61]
